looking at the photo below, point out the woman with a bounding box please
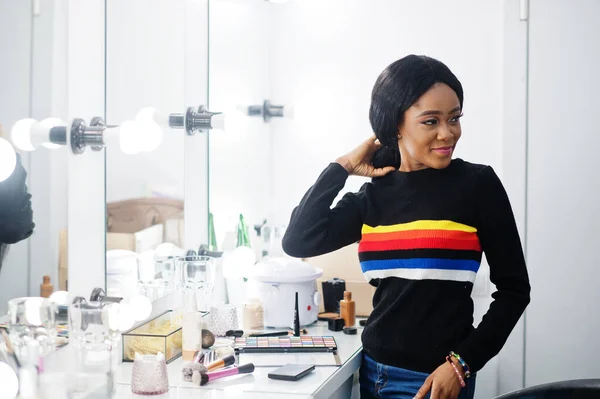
[0,124,34,271]
[282,55,530,399]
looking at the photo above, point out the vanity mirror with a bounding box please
[103,0,210,304]
[0,1,70,315]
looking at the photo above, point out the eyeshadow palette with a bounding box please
[234,336,338,353]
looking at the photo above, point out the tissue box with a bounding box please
[122,311,182,363]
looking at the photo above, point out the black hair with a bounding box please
[0,153,35,273]
[369,55,464,169]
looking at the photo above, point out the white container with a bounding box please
[249,257,322,328]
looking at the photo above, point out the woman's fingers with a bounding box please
[413,376,433,399]
[370,166,396,177]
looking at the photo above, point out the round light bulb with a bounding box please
[210,113,226,131]
[0,362,18,399]
[155,243,177,258]
[118,120,142,155]
[40,118,65,149]
[139,120,163,152]
[130,294,152,321]
[116,303,135,331]
[49,290,69,306]
[0,137,17,183]
[11,118,36,152]
[222,246,256,279]
[136,108,165,152]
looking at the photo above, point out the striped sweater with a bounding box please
[282,159,530,373]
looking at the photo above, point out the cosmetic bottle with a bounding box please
[182,290,203,361]
[40,275,54,298]
[242,297,264,331]
[339,291,355,327]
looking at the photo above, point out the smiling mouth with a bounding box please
[432,146,454,155]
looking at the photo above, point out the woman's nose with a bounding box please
[437,123,454,141]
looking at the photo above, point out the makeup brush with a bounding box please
[1,328,20,368]
[206,354,235,372]
[196,363,255,386]
[182,351,208,381]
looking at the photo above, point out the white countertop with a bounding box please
[112,321,363,399]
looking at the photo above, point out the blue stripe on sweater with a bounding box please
[360,258,480,273]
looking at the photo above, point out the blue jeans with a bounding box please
[359,353,476,399]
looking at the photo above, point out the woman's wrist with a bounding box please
[446,356,466,388]
[335,156,353,174]
[450,357,466,379]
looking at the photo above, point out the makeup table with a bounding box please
[111,321,363,399]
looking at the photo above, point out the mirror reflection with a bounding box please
[0,2,68,317]
[103,0,211,306]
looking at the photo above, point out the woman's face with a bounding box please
[397,82,462,171]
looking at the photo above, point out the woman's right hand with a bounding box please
[336,135,396,177]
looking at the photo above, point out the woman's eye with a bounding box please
[422,119,438,126]
[450,114,464,123]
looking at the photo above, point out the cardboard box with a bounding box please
[307,243,375,317]
[106,224,164,253]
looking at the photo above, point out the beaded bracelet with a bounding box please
[446,356,466,388]
[449,351,471,379]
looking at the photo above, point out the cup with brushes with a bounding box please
[182,328,255,386]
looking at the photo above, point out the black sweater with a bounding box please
[0,153,35,269]
[282,159,530,373]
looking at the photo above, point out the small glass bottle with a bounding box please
[339,291,356,327]
[40,275,54,298]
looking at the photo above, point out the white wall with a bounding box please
[105,0,187,204]
[208,0,272,246]
[525,0,600,385]
[269,0,505,227]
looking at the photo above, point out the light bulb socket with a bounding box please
[89,117,107,151]
[70,118,106,154]
[263,100,284,121]
[90,287,122,304]
[71,296,107,330]
[168,105,222,135]
[244,100,285,123]
[169,114,185,128]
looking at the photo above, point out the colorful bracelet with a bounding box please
[446,356,466,388]
[449,351,471,379]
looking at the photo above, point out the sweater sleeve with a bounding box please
[282,163,364,258]
[0,153,35,245]
[456,166,530,372]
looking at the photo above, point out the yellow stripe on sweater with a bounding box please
[361,220,477,235]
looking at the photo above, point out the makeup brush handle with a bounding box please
[207,363,255,382]
[206,354,236,371]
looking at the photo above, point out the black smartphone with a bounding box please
[268,364,316,381]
